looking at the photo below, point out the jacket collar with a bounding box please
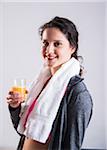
[68,75,84,88]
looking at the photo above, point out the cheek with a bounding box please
[59,50,72,59]
[42,48,46,58]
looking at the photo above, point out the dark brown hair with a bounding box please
[39,16,84,76]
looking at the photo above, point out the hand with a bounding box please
[6,91,24,108]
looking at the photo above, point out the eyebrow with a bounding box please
[42,39,63,42]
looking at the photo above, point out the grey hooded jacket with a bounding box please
[9,75,93,150]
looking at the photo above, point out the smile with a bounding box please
[47,56,57,60]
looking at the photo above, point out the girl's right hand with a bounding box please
[6,91,23,108]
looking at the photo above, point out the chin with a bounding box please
[47,62,56,67]
[47,61,61,69]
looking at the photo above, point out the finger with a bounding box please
[7,99,13,103]
[7,94,17,100]
[6,95,22,103]
[7,99,18,104]
[8,92,21,99]
[7,98,19,104]
[6,96,14,100]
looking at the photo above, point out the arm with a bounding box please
[8,104,21,131]
[7,91,25,133]
[65,90,93,150]
[8,104,26,149]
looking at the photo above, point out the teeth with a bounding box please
[49,57,55,59]
[48,57,56,59]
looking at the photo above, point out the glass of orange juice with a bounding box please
[12,78,27,102]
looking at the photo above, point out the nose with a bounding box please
[46,44,55,54]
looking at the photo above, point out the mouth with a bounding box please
[47,56,57,60]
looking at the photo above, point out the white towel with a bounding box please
[17,57,80,143]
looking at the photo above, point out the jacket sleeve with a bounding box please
[8,104,21,131]
[64,90,93,150]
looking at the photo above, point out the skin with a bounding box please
[7,27,75,107]
[6,27,76,149]
[42,27,75,75]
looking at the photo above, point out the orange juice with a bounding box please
[12,78,27,101]
[12,86,27,100]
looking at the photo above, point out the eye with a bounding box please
[42,41,49,47]
[54,42,62,47]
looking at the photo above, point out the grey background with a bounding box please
[0,1,107,149]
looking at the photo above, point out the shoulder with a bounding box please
[66,75,93,108]
[68,75,90,95]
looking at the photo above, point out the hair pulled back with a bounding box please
[39,16,84,76]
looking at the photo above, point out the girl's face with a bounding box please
[41,27,75,74]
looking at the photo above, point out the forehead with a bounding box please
[42,27,67,41]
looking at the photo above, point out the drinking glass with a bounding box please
[11,78,27,101]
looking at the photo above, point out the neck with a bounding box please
[50,65,62,75]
